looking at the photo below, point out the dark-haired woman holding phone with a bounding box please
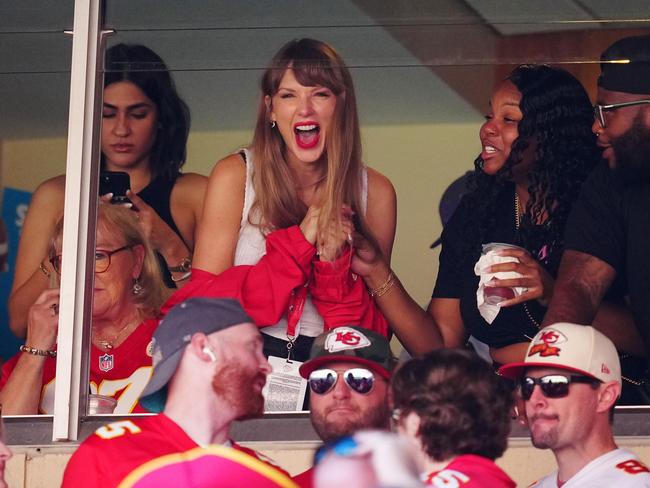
[8,43,206,338]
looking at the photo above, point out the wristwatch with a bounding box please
[168,257,192,273]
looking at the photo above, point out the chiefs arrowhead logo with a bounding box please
[325,327,371,353]
[528,329,567,358]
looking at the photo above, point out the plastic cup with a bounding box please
[481,242,525,305]
[88,394,117,415]
[484,282,516,305]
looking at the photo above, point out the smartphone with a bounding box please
[99,171,131,204]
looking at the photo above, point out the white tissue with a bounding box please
[474,250,526,324]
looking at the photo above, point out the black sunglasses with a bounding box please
[519,374,599,400]
[308,368,375,395]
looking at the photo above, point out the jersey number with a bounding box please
[429,469,470,487]
[95,420,142,440]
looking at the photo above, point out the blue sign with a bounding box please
[0,188,32,361]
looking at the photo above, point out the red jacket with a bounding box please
[165,226,388,336]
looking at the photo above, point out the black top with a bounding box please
[138,174,183,288]
[565,162,650,350]
[432,185,549,348]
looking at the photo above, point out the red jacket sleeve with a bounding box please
[310,247,389,337]
[161,226,316,327]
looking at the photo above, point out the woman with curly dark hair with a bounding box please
[352,65,642,364]
[392,349,515,486]
[429,65,602,363]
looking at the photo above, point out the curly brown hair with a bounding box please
[391,349,514,461]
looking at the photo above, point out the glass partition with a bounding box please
[3,0,650,437]
[99,0,650,413]
[0,0,74,405]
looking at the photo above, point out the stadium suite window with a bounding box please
[3,0,650,446]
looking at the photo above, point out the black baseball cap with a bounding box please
[299,326,394,380]
[599,35,650,95]
[140,297,254,412]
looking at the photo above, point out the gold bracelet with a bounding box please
[20,344,57,358]
[39,261,51,278]
[369,270,395,298]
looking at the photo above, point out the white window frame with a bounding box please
[52,0,104,441]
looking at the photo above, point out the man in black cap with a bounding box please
[544,35,650,361]
[62,298,294,488]
[292,326,394,487]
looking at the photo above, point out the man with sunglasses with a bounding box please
[500,322,650,487]
[544,35,650,365]
[292,326,394,488]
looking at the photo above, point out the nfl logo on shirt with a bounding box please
[99,353,114,372]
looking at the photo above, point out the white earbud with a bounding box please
[202,346,217,362]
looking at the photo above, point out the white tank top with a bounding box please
[234,148,368,339]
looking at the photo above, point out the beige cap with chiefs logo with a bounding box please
[299,326,395,380]
[498,322,621,384]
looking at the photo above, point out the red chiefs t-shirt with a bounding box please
[0,318,157,414]
[62,414,293,488]
[425,454,515,487]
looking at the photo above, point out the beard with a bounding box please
[212,361,266,420]
[528,414,559,449]
[310,399,390,443]
[611,115,650,184]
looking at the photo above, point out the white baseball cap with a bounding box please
[498,322,621,384]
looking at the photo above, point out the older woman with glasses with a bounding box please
[0,204,167,414]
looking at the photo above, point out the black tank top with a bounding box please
[138,174,183,288]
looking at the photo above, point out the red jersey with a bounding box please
[424,455,515,488]
[62,414,294,488]
[292,466,314,488]
[0,318,157,414]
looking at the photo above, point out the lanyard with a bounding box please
[286,283,308,360]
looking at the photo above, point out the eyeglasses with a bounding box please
[50,245,131,275]
[594,99,650,128]
[308,368,375,395]
[519,374,600,400]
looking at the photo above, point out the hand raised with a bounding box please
[26,288,60,351]
[318,214,354,263]
[126,190,182,254]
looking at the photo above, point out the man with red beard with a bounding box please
[292,326,393,488]
[543,35,650,365]
[62,298,296,488]
[500,323,650,487]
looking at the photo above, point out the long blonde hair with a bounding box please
[251,38,376,249]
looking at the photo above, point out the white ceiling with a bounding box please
[1,0,649,139]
